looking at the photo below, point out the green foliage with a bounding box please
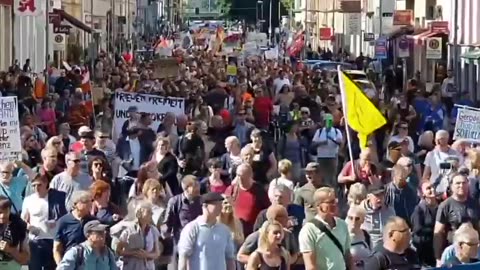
[280,0,294,10]
[218,0,232,15]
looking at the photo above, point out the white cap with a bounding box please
[78,126,92,134]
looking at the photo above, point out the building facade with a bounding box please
[0,0,13,71]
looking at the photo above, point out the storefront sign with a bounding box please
[363,32,375,41]
[393,10,413,25]
[397,38,409,58]
[429,21,449,34]
[340,0,361,13]
[319,27,333,40]
[14,0,41,16]
[375,38,388,59]
[426,37,442,59]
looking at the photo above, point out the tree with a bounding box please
[218,0,232,17]
[280,0,294,29]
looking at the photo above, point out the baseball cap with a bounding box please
[305,162,320,172]
[387,141,402,151]
[200,192,224,204]
[78,126,92,135]
[83,220,108,237]
[368,184,385,195]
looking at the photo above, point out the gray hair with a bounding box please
[125,198,153,221]
[71,190,92,206]
[453,223,478,245]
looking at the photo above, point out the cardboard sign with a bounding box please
[454,108,480,142]
[152,58,179,79]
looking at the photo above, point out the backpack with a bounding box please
[74,243,115,270]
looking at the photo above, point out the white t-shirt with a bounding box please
[21,193,54,240]
[273,77,291,95]
[312,128,343,159]
[424,148,461,183]
[441,77,455,98]
[268,177,295,200]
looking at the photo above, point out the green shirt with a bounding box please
[294,183,319,222]
[299,216,351,270]
[0,261,21,270]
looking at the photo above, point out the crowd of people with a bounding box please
[0,35,479,270]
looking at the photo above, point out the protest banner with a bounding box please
[0,97,21,161]
[453,107,480,142]
[113,91,185,140]
[152,58,179,78]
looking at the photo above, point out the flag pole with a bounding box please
[338,65,355,163]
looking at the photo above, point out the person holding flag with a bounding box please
[337,66,387,161]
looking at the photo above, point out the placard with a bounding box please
[0,97,21,160]
[113,91,185,140]
[226,65,237,84]
[454,108,480,141]
[152,58,179,78]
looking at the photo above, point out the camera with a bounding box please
[439,162,452,170]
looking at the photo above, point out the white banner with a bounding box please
[346,13,361,35]
[113,91,185,140]
[454,108,480,142]
[0,97,22,160]
[426,37,442,59]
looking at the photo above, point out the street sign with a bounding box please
[340,0,361,13]
[53,34,65,51]
[346,13,361,35]
[375,38,388,59]
[397,38,409,58]
[393,10,413,26]
[53,25,71,34]
[426,37,442,59]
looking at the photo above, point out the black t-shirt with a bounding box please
[251,145,272,185]
[0,214,27,262]
[363,246,421,270]
[436,197,480,241]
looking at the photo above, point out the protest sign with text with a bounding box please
[113,91,185,140]
[0,97,21,161]
[454,108,480,142]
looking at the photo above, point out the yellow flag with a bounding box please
[339,69,386,147]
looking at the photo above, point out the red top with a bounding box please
[253,97,273,128]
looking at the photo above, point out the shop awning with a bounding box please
[461,49,480,60]
[53,9,92,33]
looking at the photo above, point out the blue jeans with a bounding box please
[29,238,56,270]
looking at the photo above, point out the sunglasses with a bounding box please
[99,136,109,139]
[70,159,81,163]
[52,142,61,145]
[93,163,103,167]
[347,216,361,221]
